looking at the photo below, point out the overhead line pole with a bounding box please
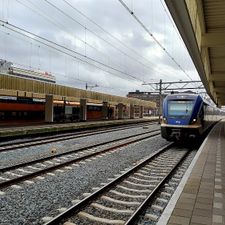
[159,79,162,123]
[142,80,205,123]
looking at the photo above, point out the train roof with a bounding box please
[164,93,217,108]
[165,93,201,100]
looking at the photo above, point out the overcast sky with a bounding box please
[0,0,200,96]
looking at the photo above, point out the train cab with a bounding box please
[161,94,208,141]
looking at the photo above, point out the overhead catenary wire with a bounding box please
[117,0,194,82]
[16,0,110,63]
[5,0,191,84]
[15,0,164,82]
[0,20,150,96]
[0,31,131,94]
[43,0,145,75]
[46,0,190,81]
[1,0,200,93]
[159,0,185,45]
[0,16,144,93]
[158,0,199,89]
[15,0,128,78]
[0,20,144,82]
[43,0,172,79]
[62,0,177,79]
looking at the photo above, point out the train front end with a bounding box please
[160,94,203,141]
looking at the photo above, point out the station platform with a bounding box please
[0,117,158,138]
[159,120,225,225]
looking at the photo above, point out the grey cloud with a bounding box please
[0,0,200,96]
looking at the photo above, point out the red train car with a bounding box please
[0,97,114,124]
[0,97,45,122]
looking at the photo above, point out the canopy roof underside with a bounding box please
[165,0,225,106]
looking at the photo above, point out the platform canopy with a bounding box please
[165,0,225,106]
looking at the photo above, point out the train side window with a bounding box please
[12,112,17,117]
[0,112,4,119]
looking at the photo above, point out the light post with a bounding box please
[85,83,98,90]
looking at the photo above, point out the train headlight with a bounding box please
[192,118,197,124]
[163,117,167,123]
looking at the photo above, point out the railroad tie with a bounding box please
[124,180,154,188]
[117,185,150,193]
[78,211,125,224]
[101,195,140,206]
[63,222,77,225]
[110,190,147,199]
[91,203,134,214]
[0,191,5,195]
[145,213,158,221]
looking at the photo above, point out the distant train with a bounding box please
[53,101,110,122]
[0,97,114,123]
[0,97,45,122]
[0,60,56,83]
[160,94,222,141]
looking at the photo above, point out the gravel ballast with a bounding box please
[0,134,168,225]
[0,124,159,169]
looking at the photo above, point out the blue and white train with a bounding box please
[160,94,221,141]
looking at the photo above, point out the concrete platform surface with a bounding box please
[0,117,158,138]
[159,120,225,225]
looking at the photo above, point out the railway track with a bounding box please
[0,129,160,189]
[138,150,196,224]
[43,144,190,225]
[0,121,157,152]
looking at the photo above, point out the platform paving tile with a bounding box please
[197,193,214,200]
[168,216,190,225]
[198,188,214,194]
[178,196,196,204]
[213,208,225,216]
[192,208,212,218]
[172,208,193,218]
[199,182,214,188]
[180,193,197,199]
[166,122,225,225]
[194,203,212,210]
[215,185,222,190]
[190,223,208,225]
[198,187,214,193]
[175,202,195,211]
[196,197,213,205]
[191,215,212,225]
[213,202,223,209]
[182,187,199,195]
[214,193,223,198]
[201,178,214,182]
[212,215,223,224]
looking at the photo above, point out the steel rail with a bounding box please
[44,142,175,225]
[124,149,189,224]
[0,131,160,189]
[0,128,160,172]
[0,121,157,151]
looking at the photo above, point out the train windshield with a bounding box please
[168,100,194,117]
